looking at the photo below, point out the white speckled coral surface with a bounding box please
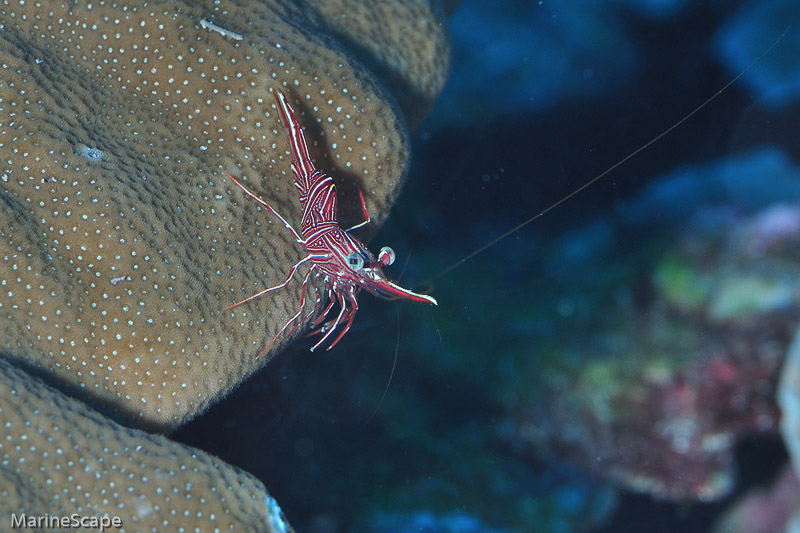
[0,356,293,531]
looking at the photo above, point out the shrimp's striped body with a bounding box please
[225,90,436,354]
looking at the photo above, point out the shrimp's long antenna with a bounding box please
[421,25,791,285]
[358,305,401,430]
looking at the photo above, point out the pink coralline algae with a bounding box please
[504,200,800,501]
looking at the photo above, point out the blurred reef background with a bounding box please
[175,0,800,531]
[3,0,793,531]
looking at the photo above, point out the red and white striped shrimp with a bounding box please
[224,89,436,354]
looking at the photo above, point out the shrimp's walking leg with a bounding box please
[224,255,313,310]
[259,265,317,357]
[326,289,359,350]
[311,291,348,352]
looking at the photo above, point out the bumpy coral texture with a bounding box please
[313,0,451,129]
[0,0,449,428]
[0,357,293,532]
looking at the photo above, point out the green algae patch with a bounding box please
[653,256,714,312]
[577,360,628,425]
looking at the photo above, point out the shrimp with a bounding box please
[224,90,436,354]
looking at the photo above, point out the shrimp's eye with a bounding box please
[346,252,365,271]
[378,246,396,267]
